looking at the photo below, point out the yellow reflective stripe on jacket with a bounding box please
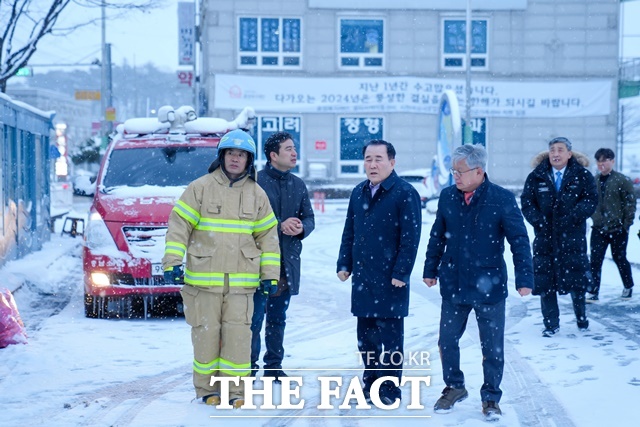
[196,218,254,234]
[174,200,200,226]
[193,357,220,375]
[194,214,277,235]
[184,270,260,287]
[165,241,186,258]
[260,252,280,267]
[219,358,251,377]
[254,212,277,233]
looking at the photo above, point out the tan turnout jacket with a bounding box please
[163,168,280,292]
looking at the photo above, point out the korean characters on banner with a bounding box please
[251,115,302,172]
[462,117,487,147]
[339,117,383,175]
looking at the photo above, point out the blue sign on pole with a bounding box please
[49,145,61,159]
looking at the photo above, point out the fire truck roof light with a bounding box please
[119,106,256,137]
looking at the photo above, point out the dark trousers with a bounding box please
[250,288,291,371]
[357,317,404,401]
[540,290,588,329]
[439,298,505,403]
[590,228,635,294]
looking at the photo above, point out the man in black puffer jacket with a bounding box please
[521,137,598,338]
[251,132,315,382]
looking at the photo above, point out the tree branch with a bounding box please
[0,0,161,91]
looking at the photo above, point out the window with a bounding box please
[238,17,302,68]
[250,116,302,174]
[339,117,383,176]
[441,18,488,70]
[102,147,218,189]
[339,18,384,69]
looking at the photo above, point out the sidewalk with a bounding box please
[2,202,90,294]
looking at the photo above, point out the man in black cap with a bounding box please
[521,137,598,337]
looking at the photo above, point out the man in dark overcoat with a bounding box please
[252,132,315,381]
[520,137,598,337]
[423,144,533,421]
[337,139,422,405]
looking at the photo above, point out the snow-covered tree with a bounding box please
[70,135,102,166]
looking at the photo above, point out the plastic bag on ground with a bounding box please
[0,288,28,348]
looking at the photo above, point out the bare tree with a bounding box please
[0,0,158,92]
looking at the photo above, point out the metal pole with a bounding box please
[617,2,624,167]
[620,104,624,172]
[464,0,472,144]
[106,43,113,134]
[620,1,625,61]
[101,1,107,145]
[193,1,200,115]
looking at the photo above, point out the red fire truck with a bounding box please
[83,106,255,318]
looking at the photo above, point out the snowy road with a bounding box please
[1,198,639,426]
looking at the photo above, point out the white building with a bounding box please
[199,0,619,187]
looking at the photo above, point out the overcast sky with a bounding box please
[31,0,181,73]
[27,1,640,74]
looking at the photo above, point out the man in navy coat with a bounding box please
[423,144,533,421]
[337,139,422,405]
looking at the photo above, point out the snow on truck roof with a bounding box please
[116,106,255,137]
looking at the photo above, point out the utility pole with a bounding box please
[193,2,199,114]
[101,1,113,147]
[464,0,473,144]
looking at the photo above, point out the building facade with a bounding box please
[0,93,52,265]
[199,0,619,187]
[7,87,93,180]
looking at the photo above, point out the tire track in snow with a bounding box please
[47,366,190,426]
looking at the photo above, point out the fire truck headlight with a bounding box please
[91,272,111,287]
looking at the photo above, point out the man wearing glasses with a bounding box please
[520,137,597,337]
[423,144,533,421]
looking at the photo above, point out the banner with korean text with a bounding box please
[214,74,612,118]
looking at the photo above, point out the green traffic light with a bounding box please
[16,67,32,77]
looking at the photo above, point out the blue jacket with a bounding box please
[337,170,422,318]
[258,163,315,295]
[423,176,534,304]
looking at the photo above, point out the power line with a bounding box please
[29,60,101,67]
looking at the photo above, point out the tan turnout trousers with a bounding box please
[180,276,254,401]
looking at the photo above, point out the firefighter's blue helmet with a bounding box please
[218,129,256,156]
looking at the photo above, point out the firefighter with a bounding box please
[162,129,280,408]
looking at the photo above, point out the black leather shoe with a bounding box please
[542,326,559,337]
[263,369,288,383]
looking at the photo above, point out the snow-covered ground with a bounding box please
[1,196,639,427]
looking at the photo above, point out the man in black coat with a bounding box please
[252,132,315,381]
[521,137,598,337]
[337,140,422,405]
[423,144,533,421]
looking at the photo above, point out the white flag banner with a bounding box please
[214,74,612,118]
[178,2,195,66]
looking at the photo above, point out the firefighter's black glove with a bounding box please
[259,279,278,296]
[164,265,184,284]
